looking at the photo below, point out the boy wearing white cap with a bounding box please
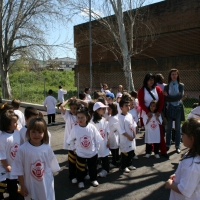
[90,102,110,177]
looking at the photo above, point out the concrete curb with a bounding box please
[2,99,61,114]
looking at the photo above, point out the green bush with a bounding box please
[2,70,77,104]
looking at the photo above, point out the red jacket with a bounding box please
[138,86,164,114]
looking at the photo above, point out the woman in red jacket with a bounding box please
[138,73,168,158]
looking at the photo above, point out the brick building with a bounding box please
[74,0,200,97]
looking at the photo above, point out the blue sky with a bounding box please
[49,0,164,59]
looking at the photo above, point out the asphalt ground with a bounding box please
[5,108,187,200]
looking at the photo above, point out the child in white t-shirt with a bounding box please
[19,107,51,145]
[0,110,21,200]
[60,98,81,184]
[143,100,162,159]
[11,118,60,200]
[107,103,122,167]
[118,99,137,173]
[43,89,57,125]
[11,99,25,130]
[85,87,92,101]
[165,118,200,200]
[90,102,110,178]
[116,84,123,100]
[67,108,103,188]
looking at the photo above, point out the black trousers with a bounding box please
[47,113,55,124]
[76,154,98,182]
[99,156,109,173]
[6,179,20,200]
[146,143,159,154]
[110,148,120,165]
[68,150,77,180]
[121,151,133,170]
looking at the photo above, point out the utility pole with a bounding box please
[89,0,92,90]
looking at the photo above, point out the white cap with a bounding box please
[93,102,108,111]
[116,93,122,98]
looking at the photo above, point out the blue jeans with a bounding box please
[166,110,182,148]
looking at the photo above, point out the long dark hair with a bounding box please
[93,109,102,123]
[181,118,200,162]
[167,69,180,83]
[142,73,156,89]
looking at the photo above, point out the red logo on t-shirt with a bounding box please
[99,129,105,139]
[129,124,134,132]
[10,143,19,159]
[31,160,45,181]
[71,122,78,128]
[150,120,157,130]
[80,135,91,148]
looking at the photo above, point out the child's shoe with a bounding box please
[144,154,150,158]
[71,178,78,184]
[123,167,130,173]
[133,155,138,159]
[91,180,99,187]
[154,154,160,159]
[84,175,90,180]
[78,182,84,188]
[98,169,108,177]
[128,165,136,170]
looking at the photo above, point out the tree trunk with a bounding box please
[123,54,135,92]
[1,68,12,99]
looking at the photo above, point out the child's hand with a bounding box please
[169,174,175,181]
[128,136,134,141]
[165,179,173,189]
[6,166,11,172]
[21,185,28,197]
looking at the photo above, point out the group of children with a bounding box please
[0,100,59,200]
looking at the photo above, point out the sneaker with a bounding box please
[154,154,160,159]
[176,148,181,154]
[144,154,150,158]
[123,167,130,173]
[71,178,78,184]
[128,165,136,170]
[109,163,115,168]
[84,175,90,180]
[91,180,99,187]
[133,155,138,159]
[98,169,108,177]
[78,182,84,188]
[47,123,52,126]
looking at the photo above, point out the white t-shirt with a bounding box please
[118,113,137,153]
[90,118,110,157]
[14,110,25,130]
[169,155,200,200]
[62,110,78,150]
[43,96,57,115]
[143,113,162,143]
[11,142,60,200]
[19,126,51,146]
[141,88,159,118]
[0,130,20,181]
[115,102,122,116]
[129,108,139,123]
[188,106,200,119]
[58,89,67,103]
[67,124,103,158]
[108,115,123,149]
[86,94,92,101]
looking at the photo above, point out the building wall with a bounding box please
[74,0,200,96]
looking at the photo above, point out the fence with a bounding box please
[76,69,200,109]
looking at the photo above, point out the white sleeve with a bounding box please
[49,148,60,172]
[62,90,67,94]
[93,126,103,149]
[11,148,24,176]
[66,128,76,149]
[158,115,162,124]
[0,136,6,160]
[143,114,148,125]
[177,166,200,198]
[43,98,47,106]
[62,110,70,121]
[105,121,110,133]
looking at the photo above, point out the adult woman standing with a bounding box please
[164,69,184,154]
[138,73,168,158]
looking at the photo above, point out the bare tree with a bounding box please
[0,0,71,98]
[68,0,157,91]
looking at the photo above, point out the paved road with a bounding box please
[6,109,187,200]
